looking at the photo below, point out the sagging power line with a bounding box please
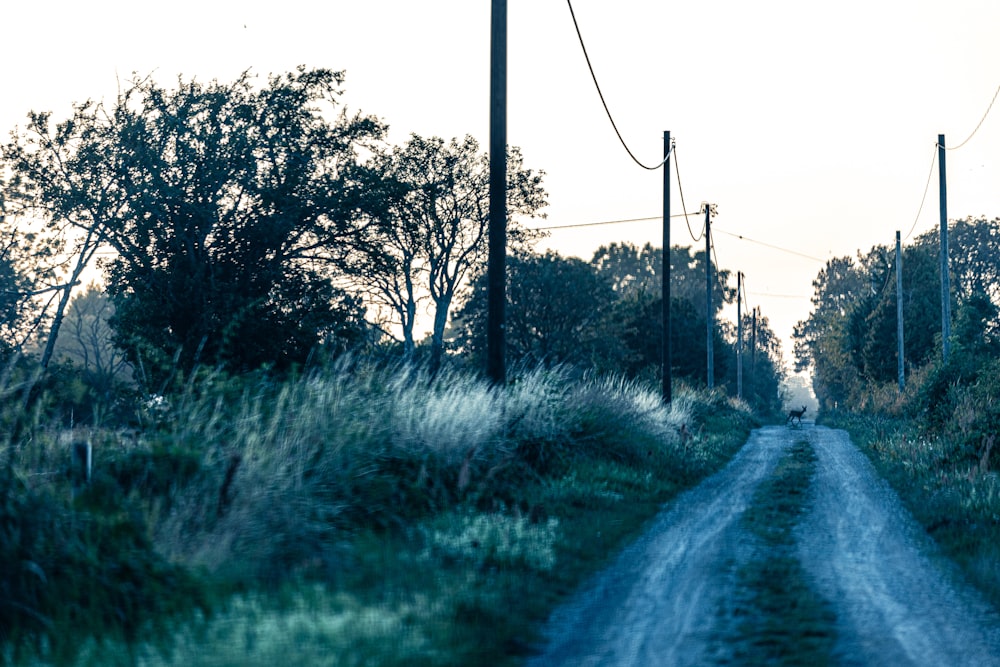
[566,0,668,171]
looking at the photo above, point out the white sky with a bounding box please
[3,1,998,370]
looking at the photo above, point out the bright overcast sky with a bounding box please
[3,1,998,370]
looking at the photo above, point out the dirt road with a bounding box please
[525,425,1000,666]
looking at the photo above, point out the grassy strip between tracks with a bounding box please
[720,438,837,666]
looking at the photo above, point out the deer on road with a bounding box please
[786,406,807,425]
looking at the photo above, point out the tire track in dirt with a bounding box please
[799,426,1000,666]
[526,424,1000,666]
[525,426,793,666]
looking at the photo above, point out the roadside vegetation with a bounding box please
[796,216,1000,611]
[1,362,757,666]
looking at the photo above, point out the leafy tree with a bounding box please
[452,250,614,369]
[590,242,660,295]
[931,217,1000,305]
[853,242,940,384]
[793,255,866,409]
[350,134,546,369]
[795,217,1000,411]
[0,199,63,355]
[588,242,744,388]
[5,68,383,388]
[590,242,734,320]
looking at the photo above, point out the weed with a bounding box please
[719,439,838,665]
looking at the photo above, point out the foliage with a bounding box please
[795,217,1000,411]
[346,134,547,366]
[805,218,1000,612]
[590,242,735,320]
[3,67,383,388]
[0,437,206,665]
[0,213,60,352]
[452,250,615,369]
[452,242,785,413]
[0,356,757,665]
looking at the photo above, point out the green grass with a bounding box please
[1,364,757,666]
[716,439,838,666]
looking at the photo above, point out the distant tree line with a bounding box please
[0,66,784,425]
[793,217,1000,459]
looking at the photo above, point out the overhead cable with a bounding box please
[673,147,704,241]
[713,228,826,263]
[531,211,699,231]
[942,82,1000,151]
[903,147,937,240]
[566,0,668,171]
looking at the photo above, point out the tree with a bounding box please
[453,250,614,369]
[351,134,546,369]
[0,218,40,353]
[932,217,1000,306]
[793,255,866,409]
[5,68,384,388]
[50,285,133,392]
[590,242,735,320]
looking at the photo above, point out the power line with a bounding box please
[903,146,937,240]
[713,228,827,263]
[673,146,704,242]
[942,82,1000,151]
[565,0,667,171]
[530,212,706,231]
[750,291,812,300]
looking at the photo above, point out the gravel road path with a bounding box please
[526,424,1000,666]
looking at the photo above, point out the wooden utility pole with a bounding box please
[751,307,758,378]
[737,271,743,400]
[486,0,507,385]
[662,131,672,403]
[704,203,714,389]
[937,134,951,363]
[896,231,905,392]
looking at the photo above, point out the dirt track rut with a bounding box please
[526,425,1000,666]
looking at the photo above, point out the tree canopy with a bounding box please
[347,134,546,369]
[4,68,383,385]
[794,217,1000,410]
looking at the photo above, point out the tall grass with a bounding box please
[2,359,753,666]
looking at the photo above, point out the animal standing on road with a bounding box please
[787,406,807,425]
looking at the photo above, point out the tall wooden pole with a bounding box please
[737,271,743,400]
[896,231,905,391]
[662,132,672,403]
[705,204,713,389]
[938,134,951,363]
[486,0,507,384]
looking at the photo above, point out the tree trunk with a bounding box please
[428,292,452,375]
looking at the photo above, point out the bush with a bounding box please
[0,466,205,665]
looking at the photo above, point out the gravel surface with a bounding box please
[525,424,1000,666]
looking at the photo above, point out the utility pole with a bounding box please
[751,307,758,380]
[737,271,743,400]
[896,231,905,392]
[486,0,507,385]
[704,203,714,389]
[662,131,672,403]
[938,134,951,363]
